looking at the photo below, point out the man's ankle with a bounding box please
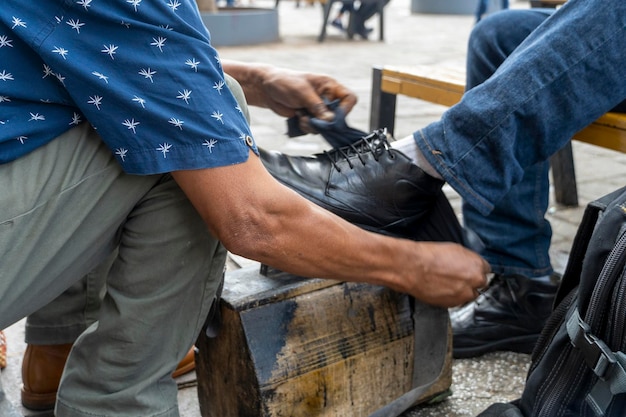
[391,135,443,180]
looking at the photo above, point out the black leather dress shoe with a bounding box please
[450,273,560,358]
[259,129,447,240]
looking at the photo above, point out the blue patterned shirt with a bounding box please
[0,0,257,175]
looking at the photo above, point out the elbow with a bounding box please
[216,217,277,263]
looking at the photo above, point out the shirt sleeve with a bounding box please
[24,0,257,175]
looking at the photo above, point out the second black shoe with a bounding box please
[450,273,561,358]
[259,129,446,239]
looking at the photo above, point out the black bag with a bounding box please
[478,186,626,417]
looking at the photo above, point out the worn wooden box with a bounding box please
[196,266,452,417]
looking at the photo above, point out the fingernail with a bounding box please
[320,110,334,121]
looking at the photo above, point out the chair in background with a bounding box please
[318,0,385,42]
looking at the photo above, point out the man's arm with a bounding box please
[172,152,490,308]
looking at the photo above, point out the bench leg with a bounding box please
[370,66,397,136]
[377,0,384,41]
[549,141,579,207]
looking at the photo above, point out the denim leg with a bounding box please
[475,0,488,22]
[463,160,553,276]
[463,9,555,276]
[415,0,626,217]
[340,0,354,13]
[476,0,510,22]
[466,9,553,90]
[354,0,388,31]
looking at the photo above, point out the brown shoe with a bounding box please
[21,343,72,411]
[0,330,7,370]
[172,347,196,378]
[21,343,196,410]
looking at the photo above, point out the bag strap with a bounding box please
[556,186,626,306]
[567,309,626,415]
[368,302,449,417]
[562,187,626,416]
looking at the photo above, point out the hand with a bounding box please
[260,67,358,133]
[222,61,357,133]
[400,242,491,308]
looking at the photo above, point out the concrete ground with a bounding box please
[3,0,626,415]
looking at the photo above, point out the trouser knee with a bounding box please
[467,9,552,89]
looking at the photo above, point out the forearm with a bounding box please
[221,60,275,108]
[173,157,403,287]
[224,188,485,307]
[234,193,408,290]
[172,156,488,307]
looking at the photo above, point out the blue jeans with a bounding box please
[414,0,626,277]
[464,9,554,278]
[475,0,509,23]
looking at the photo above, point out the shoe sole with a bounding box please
[21,388,56,411]
[453,334,539,359]
[172,359,195,378]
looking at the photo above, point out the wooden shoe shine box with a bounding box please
[196,265,452,417]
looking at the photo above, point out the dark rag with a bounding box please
[286,99,368,148]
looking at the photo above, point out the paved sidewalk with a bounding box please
[3,0,626,416]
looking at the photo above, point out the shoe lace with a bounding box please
[475,274,504,305]
[475,274,522,307]
[322,129,394,172]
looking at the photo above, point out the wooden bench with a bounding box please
[369,65,626,207]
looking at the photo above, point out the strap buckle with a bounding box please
[566,310,616,379]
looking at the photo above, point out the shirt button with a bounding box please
[245,135,254,147]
